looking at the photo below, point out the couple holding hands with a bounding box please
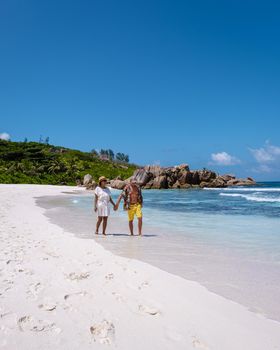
[94,176,143,236]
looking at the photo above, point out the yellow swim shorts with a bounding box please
[128,204,142,221]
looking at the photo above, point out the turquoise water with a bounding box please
[38,182,280,321]
[140,182,280,255]
[144,182,280,217]
[75,182,280,256]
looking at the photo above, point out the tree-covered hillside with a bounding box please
[0,140,137,185]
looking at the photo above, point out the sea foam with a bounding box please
[204,187,280,192]
[220,193,280,203]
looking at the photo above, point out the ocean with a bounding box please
[37,182,280,322]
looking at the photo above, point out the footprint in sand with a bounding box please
[86,260,102,267]
[17,315,60,333]
[64,291,88,301]
[43,250,60,258]
[38,302,57,312]
[192,336,209,349]
[15,266,34,275]
[26,282,43,299]
[105,273,114,281]
[62,291,90,311]
[138,281,150,290]
[66,272,90,281]
[90,320,115,345]
[138,304,160,316]
[6,259,21,265]
[2,280,14,292]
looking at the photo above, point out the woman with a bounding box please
[94,176,116,235]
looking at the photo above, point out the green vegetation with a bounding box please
[0,140,137,185]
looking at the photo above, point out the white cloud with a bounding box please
[249,141,280,174]
[210,152,241,166]
[250,141,280,164]
[0,132,11,141]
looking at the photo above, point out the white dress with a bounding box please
[95,186,111,217]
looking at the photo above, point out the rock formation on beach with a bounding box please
[130,165,255,189]
[83,164,256,190]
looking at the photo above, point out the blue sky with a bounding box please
[0,0,280,180]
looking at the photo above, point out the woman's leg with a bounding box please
[102,216,108,235]
[95,216,102,234]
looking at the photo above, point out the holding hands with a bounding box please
[113,194,123,211]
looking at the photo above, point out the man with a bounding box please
[115,178,143,236]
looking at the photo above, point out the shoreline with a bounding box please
[1,184,280,350]
[37,188,280,322]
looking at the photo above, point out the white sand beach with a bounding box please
[1,184,280,350]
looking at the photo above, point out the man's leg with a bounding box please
[136,204,143,236]
[128,206,135,236]
[102,217,108,235]
[129,220,134,235]
[137,217,142,236]
[95,216,102,234]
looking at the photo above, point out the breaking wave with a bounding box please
[204,187,280,192]
[219,193,280,203]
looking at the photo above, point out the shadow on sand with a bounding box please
[96,233,157,237]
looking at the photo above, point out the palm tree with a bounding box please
[7,163,16,173]
[48,160,65,174]
[14,162,25,172]
[66,158,79,177]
